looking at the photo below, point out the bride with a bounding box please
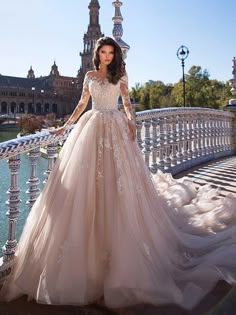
[1,36,236,310]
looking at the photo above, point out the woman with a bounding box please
[1,36,236,310]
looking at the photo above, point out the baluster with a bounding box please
[3,154,21,262]
[227,118,232,150]
[215,119,220,152]
[187,114,193,159]
[197,118,202,156]
[219,118,224,151]
[212,118,218,153]
[205,115,210,155]
[222,117,227,150]
[201,115,206,156]
[209,116,214,154]
[192,117,198,158]
[157,116,165,171]
[228,117,233,150]
[217,118,221,151]
[150,118,158,173]
[44,142,57,183]
[171,115,177,166]
[221,115,225,151]
[182,116,188,161]
[177,115,184,164]
[136,120,143,150]
[164,116,171,169]
[26,147,41,210]
[142,119,152,168]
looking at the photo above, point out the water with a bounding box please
[0,131,18,143]
[0,131,48,253]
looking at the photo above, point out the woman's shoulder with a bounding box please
[120,72,128,84]
[85,70,96,79]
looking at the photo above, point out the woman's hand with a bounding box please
[128,119,136,141]
[49,126,66,136]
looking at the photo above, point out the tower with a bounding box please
[27,66,35,79]
[80,0,104,74]
[50,61,60,77]
[112,0,130,59]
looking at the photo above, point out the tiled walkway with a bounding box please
[1,156,236,315]
[175,155,236,198]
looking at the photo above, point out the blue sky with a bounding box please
[0,0,235,88]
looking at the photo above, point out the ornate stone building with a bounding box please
[0,0,103,118]
[0,61,81,118]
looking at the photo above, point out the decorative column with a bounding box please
[158,116,165,171]
[136,120,143,150]
[3,155,21,262]
[150,118,158,173]
[143,119,152,167]
[44,142,57,183]
[177,115,184,163]
[171,115,177,166]
[164,116,172,168]
[187,114,193,159]
[26,148,41,210]
[182,117,188,161]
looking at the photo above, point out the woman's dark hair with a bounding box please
[93,37,126,84]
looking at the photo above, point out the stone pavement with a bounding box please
[0,281,232,315]
[175,155,236,198]
[0,156,236,315]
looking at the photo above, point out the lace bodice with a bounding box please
[85,74,124,111]
[64,71,134,127]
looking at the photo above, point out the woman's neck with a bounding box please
[98,64,108,75]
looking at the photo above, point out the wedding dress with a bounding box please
[1,72,236,310]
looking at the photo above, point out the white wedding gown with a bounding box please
[1,73,236,310]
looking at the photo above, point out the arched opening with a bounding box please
[19,102,25,113]
[52,103,57,113]
[10,102,16,114]
[44,103,50,113]
[28,102,33,114]
[1,102,7,114]
[36,103,42,114]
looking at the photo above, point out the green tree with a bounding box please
[130,65,230,110]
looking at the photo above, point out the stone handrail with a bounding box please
[0,107,235,279]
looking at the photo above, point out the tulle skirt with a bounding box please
[1,109,236,310]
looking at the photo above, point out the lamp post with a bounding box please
[31,86,35,113]
[41,89,44,114]
[71,79,75,111]
[177,45,189,107]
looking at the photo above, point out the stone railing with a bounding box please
[0,107,235,279]
[136,107,235,174]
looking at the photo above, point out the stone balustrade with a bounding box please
[136,107,234,174]
[0,107,235,280]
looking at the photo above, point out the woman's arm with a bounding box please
[63,73,91,128]
[120,74,136,141]
[50,73,91,135]
[120,74,136,122]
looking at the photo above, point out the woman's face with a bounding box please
[98,45,114,67]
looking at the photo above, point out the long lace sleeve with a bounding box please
[120,74,136,121]
[64,73,91,127]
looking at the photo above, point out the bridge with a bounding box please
[0,106,236,315]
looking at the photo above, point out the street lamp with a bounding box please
[71,79,75,110]
[31,86,35,113]
[177,45,189,107]
[41,89,44,114]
